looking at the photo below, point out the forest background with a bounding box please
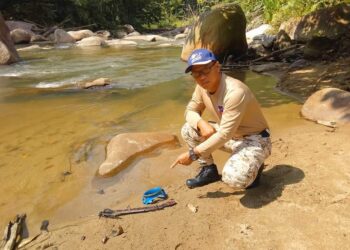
[1,0,349,32]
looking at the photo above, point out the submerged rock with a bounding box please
[98,132,178,176]
[79,78,111,89]
[301,88,350,124]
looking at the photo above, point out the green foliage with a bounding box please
[2,0,349,30]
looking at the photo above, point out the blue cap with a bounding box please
[185,49,217,73]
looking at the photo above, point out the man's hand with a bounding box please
[170,151,193,168]
[197,119,216,139]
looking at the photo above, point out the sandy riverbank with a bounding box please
[18,59,350,249]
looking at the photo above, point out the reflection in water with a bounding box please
[0,46,301,232]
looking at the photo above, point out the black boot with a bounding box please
[186,164,221,189]
[246,164,264,189]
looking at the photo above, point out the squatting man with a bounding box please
[172,48,272,189]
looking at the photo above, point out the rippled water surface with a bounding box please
[0,45,302,233]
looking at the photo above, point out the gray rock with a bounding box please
[98,132,178,176]
[123,24,135,34]
[54,29,75,43]
[301,88,350,124]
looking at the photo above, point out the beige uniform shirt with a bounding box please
[185,73,269,157]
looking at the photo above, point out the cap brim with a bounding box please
[185,59,213,73]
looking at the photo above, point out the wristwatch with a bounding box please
[189,148,199,161]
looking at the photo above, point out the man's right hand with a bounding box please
[197,119,216,139]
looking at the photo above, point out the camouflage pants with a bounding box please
[181,122,272,189]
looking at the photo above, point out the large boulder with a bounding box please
[98,132,178,176]
[0,14,20,64]
[280,3,350,42]
[5,20,36,32]
[76,36,107,47]
[301,88,350,124]
[67,29,94,41]
[54,29,75,43]
[181,3,247,62]
[10,28,33,44]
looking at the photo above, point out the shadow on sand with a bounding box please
[199,164,305,208]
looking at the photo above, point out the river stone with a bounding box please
[246,24,273,44]
[274,30,292,50]
[301,88,350,124]
[123,24,135,34]
[175,33,187,40]
[181,3,247,62]
[124,35,170,42]
[54,29,75,43]
[30,34,47,43]
[250,62,287,73]
[67,29,94,41]
[106,39,137,47]
[80,78,111,89]
[95,30,111,40]
[0,14,20,64]
[98,132,178,176]
[127,31,141,37]
[10,28,33,44]
[5,20,36,32]
[76,36,107,47]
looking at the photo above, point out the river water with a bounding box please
[0,45,302,233]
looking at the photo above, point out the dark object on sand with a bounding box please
[40,220,49,232]
[99,200,177,218]
[1,214,26,250]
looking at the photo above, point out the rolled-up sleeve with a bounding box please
[196,88,248,157]
[185,86,205,129]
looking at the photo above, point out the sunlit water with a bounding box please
[0,45,303,233]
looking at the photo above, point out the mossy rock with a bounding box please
[181,3,247,62]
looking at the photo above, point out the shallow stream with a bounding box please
[0,45,302,233]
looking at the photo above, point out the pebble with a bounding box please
[110,225,124,237]
[102,236,109,244]
[187,203,198,213]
